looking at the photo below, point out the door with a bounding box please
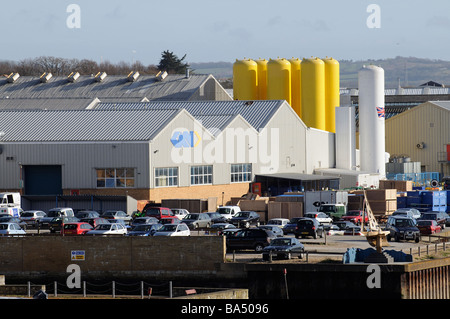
[24,165,62,195]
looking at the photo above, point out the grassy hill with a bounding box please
[191,57,450,88]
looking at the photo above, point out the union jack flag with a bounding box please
[376,106,385,119]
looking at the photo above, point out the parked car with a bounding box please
[262,237,304,260]
[62,222,93,235]
[20,210,47,228]
[127,224,163,236]
[210,223,237,235]
[0,223,26,236]
[294,217,324,239]
[340,210,368,225]
[80,217,109,228]
[40,207,75,228]
[283,217,305,235]
[417,220,441,235]
[393,208,421,219]
[444,212,450,227]
[49,216,79,233]
[131,217,159,227]
[171,208,189,220]
[142,206,174,220]
[86,223,128,236]
[206,212,228,224]
[333,220,357,230]
[101,210,132,224]
[153,223,191,236]
[326,224,344,236]
[109,219,132,231]
[386,216,421,243]
[258,225,284,237]
[229,211,260,228]
[0,216,28,230]
[183,213,212,229]
[266,218,290,228]
[304,212,333,225]
[75,210,100,219]
[343,226,364,236]
[226,228,276,252]
[216,205,241,221]
[418,212,446,229]
[159,216,181,225]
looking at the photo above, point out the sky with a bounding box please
[2,0,450,65]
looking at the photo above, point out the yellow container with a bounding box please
[233,59,258,100]
[267,58,291,104]
[256,58,268,100]
[323,57,340,133]
[289,58,302,118]
[301,57,325,130]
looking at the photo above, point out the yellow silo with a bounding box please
[267,58,291,105]
[233,59,258,100]
[323,57,340,133]
[255,58,268,100]
[289,58,302,118]
[301,57,325,130]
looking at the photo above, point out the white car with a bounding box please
[267,218,290,227]
[153,223,190,236]
[171,208,189,220]
[304,212,333,225]
[86,223,127,236]
[216,206,241,221]
[0,223,26,235]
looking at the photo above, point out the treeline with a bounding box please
[0,56,159,77]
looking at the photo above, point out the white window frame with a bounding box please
[155,167,179,187]
[231,163,252,183]
[190,165,213,185]
[96,168,135,188]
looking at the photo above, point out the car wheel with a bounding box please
[313,231,317,239]
[255,243,264,252]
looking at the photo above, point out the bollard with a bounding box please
[83,281,86,298]
[112,281,115,298]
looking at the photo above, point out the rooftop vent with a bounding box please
[127,71,140,82]
[6,73,20,83]
[67,72,80,83]
[156,70,168,82]
[94,71,107,82]
[40,72,53,83]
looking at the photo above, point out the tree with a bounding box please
[157,50,189,74]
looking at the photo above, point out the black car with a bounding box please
[294,217,324,239]
[229,211,260,228]
[49,216,80,233]
[226,228,276,252]
[75,210,100,219]
[418,212,446,229]
[262,237,305,260]
[282,217,305,235]
[206,212,228,224]
[386,216,421,243]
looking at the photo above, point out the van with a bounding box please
[40,207,75,227]
[0,206,23,218]
[216,206,241,221]
[318,204,346,220]
[142,206,174,220]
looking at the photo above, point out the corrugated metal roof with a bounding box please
[0,97,98,110]
[0,108,180,142]
[93,100,285,131]
[340,87,450,96]
[0,74,212,101]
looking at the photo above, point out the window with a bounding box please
[155,167,178,187]
[190,165,213,185]
[231,163,252,183]
[96,168,135,188]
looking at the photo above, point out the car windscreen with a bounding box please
[133,225,152,231]
[21,212,35,217]
[417,221,432,226]
[95,224,111,230]
[234,212,249,218]
[421,214,437,220]
[47,211,61,217]
[160,224,177,232]
[394,219,415,227]
[145,208,161,216]
[185,214,199,220]
[271,239,292,246]
[217,208,231,215]
[347,211,361,216]
[0,224,8,230]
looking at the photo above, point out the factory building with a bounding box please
[0,100,336,203]
[385,101,450,178]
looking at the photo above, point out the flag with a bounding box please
[376,106,385,119]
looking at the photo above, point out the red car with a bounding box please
[62,222,93,235]
[341,210,368,225]
[417,220,441,235]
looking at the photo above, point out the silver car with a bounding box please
[20,210,47,227]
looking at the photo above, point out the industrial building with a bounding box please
[0,100,336,204]
[385,100,450,178]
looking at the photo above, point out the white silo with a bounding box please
[358,65,386,176]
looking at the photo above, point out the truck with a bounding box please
[318,203,347,221]
[0,192,22,217]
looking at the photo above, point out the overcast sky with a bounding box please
[3,0,450,65]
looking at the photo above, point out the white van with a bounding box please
[0,206,23,217]
[216,205,241,221]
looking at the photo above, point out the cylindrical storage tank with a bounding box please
[267,58,291,105]
[323,57,340,133]
[233,59,258,100]
[256,58,268,100]
[289,58,302,118]
[301,57,325,130]
[358,65,386,176]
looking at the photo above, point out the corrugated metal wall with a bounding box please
[386,102,450,175]
[406,265,449,299]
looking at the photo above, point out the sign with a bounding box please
[71,250,85,261]
[170,130,201,148]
